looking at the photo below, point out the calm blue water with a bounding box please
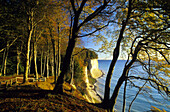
[96,60,170,112]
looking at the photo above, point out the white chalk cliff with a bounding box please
[87,59,103,78]
[83,59,103,103]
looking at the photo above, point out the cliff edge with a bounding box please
[87,59,103,79]
[83,59,104,103]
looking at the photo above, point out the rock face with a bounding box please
[87,59,103,78]
[83,59,103,103]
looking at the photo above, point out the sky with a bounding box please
[81,36,127,60]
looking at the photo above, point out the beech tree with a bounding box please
[53,0,112,94]
[99,0,169,111]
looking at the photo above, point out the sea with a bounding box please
[95,60,170,112]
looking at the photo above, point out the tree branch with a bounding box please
[0,37,18,53]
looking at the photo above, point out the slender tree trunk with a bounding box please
[128,81,147,112]
[53,0,108,94]
[108,41,142,111]
[1,49,6,76]
[46,55,49,78]
[46,56,49,78]
[1,41,9,76]
[3,44,9,76]
[56,25,60,80]
[122,80,127,112]
[34,42,38,80]
[70,57,74,85]
[49,29,57,82]
[41,50,43,77]
[28,45,33,76]
[51,56,54,76]
[53,36,77,94]
[24,10,34,83]
[102,0,132,106]
[17,46,21,76]
[43,55,46,77]
[46,42,49,78]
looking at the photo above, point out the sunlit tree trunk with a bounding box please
[43,55,46,77]
[28,45,33,76]
[40,50,43,77]
[24,10,34,83]
[51,56,54,76]
[49,26,57,82]
[1,50,6,76]
[70,57,74,85]
[56,24,60,80]
[17,46,21,76]
[53,34,77,94]
[53,0,109,94]
[1,41,9,76]
[34,42,38,80]
[46,42,49,78]
[3,45,9,76]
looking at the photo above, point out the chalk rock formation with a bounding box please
[87,59,103,78]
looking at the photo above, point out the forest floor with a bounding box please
[0,75,106,112]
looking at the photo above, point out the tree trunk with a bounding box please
[3,43,9,76]
[51,56,54,76]
[46,42,50,78]
[102,0,132,106]
[56,25,60,81]
[1,50,6,76]
[53,37,77,94]
[70,57,74,85]
[24,10,34,83]
[43,55,46,77]
[46,55,49,78]
[34,42,38,80]
[1,42,9,76]
[122,80,127,112]
[108,41,142,111]
[53,0,108,94]
[41,50,43,77]
[28,45,33,76]
[50,32,57,82]
[17,46,21,76]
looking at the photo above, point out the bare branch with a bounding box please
[128,76,169,96]
[0,37,18,53]
[70,0,77,13]
[78,0,110,30]
[78,20,113,38]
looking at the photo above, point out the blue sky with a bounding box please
[82,36,113,60]
[81,36,128,60]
